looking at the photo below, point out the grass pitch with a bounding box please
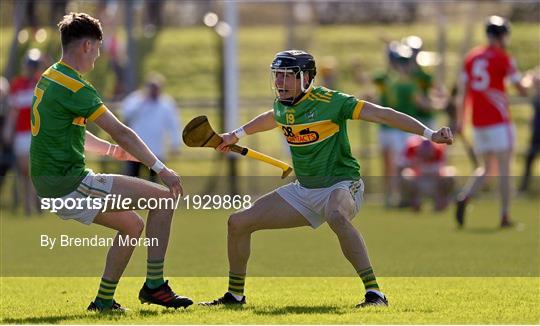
[1,197,539,324]
[1,277,539,324]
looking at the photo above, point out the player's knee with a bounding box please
[147,191,175,217]
[326,209,350,230]
[124,215,144,237]
[474,166,486,177]
[228,212,251,235]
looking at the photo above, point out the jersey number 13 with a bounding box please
[30,87,44,136]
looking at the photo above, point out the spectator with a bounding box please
[400,135,456,211]
[121,72,181,181]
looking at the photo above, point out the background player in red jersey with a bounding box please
[2,50,43,216]
[400,135,455,212]
[455,16,528,228]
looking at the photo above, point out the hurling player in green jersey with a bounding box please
[30,13,192,312]
[402,35,435,127]
[201,50,453,307]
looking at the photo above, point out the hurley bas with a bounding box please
[40,234,159,250]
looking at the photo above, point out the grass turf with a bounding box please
[1,277,539,324]
[1,197,539,324]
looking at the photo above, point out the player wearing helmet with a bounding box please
[200,49,453,308]
[373,42,428,207]
[455,16,528,228]
[402,35,435,127]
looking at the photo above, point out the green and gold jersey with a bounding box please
[412,67,434,120]
[373,71,419,129]
[386,73,419,118]
[373,71,392,130]
[30,61,106,197]
[373,72,390,107]
[273,86,364,188]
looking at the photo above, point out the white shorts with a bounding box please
[379,128,408,154]
[276,179,364,229]
[48,171,114,225]
[14,132,31,156]
[473,123,515,155]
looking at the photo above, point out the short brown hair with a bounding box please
[58,12,103,48]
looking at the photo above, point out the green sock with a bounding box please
[94,278,118,309]
[145,259,165,289]
[228,272,246,297]
[357,267,380,292]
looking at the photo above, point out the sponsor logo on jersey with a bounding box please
[278,120,339,146]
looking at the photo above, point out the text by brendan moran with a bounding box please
[40,235,159,249]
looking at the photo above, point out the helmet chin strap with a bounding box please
[299,71,315,93]
[300,71,306,93]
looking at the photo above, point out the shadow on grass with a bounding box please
[1,312,124,324]
[250,305,342,315]
[139,307,192,315]
[138,309,160,317]
[2,308,191,324]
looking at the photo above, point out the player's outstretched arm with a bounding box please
[216,110,277,152]
[359,101,453,145]
[93,109,183,197]
[84,131,139,161]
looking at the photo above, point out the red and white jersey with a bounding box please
[404,135,446,175]
[462,45,521,127]
[9,76,38,133]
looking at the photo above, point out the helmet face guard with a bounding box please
[270,67,313,103]
[270,50,316,104]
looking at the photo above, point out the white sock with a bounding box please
[229,292,244,301]
[366,289,385,298]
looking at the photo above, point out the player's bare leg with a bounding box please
[94,211,144,281]
[108,175,175,261]
[89,175,192,311]
[495,150,513,227]
[94,211,144,280]
[325,188,387,307]
[382,148,399,207]
[200,191,309,306]
[460,153,495,199]
[325,189,371,269]
[456,153,495,227]
[227,191,309,275]
[16,154,37,216]
[87,210,144,312]
[108,175,192,308]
